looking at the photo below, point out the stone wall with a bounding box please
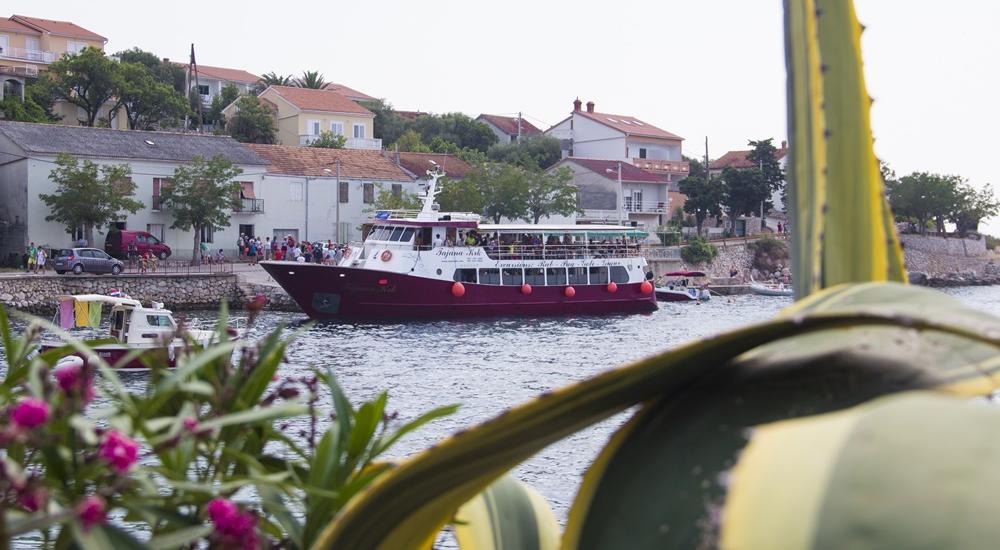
[0,273,302,315]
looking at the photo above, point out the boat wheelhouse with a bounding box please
[261,170,657,319]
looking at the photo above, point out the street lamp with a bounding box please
[605,161,623,225]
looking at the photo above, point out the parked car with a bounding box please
[53,248,124,275]
[105,230,171,260]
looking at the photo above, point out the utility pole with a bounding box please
[517,111,523,141]
[335,159,342,243]
[617,161,624,226]
[190,44,204,133]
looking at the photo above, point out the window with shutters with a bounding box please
[339,181,349,203]
[363,183,374,204]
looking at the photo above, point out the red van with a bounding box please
[105,230,172,260]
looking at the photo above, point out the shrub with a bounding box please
[747,236,790,272]
[680,236,718,265]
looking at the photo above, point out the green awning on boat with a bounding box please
[577,229,649,238]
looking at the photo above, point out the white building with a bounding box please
[181,63,259,109]
[551,157,669,236]
[476,114,542,145]
[0,121,267,260]
[709,142,789,232]
[245,144,418,244]
[545,99,689,184]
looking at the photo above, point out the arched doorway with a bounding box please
[1,78,24,101]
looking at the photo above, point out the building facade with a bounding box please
[183,63,259,109]
[0,122,267,260]
[225,86,379,150]
[476,114,542,145]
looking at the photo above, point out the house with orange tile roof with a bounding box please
[172,61,260,109]
[225,85,379,150]
[391,151,472,180]
[709,141,789,226]
[0,15,106,105]
[476,114,542,145]
[321,82,376,103]
[245,144,416,243]
[545,98,689,183]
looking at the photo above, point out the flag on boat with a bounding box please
[375,210,391,220]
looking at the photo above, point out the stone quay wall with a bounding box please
[0,273,302,315]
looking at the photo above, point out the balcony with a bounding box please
[299,134,383,150]
[632,158,689,175]
[233,198,264,213]
[0,47,57,64]
[0,65,38,77]
[624,200,669,214]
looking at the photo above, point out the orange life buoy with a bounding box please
[380,250,392,262]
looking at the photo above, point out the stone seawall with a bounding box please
[0,273,302,315]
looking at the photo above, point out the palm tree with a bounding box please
[253,72,293,94]
[294,70,327,89]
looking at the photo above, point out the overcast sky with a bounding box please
[9,0,1000,228]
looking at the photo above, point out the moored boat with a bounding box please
[749,281,794,297]
[655,271,711,302]
[41,294,234,370]
[261,170,658,320]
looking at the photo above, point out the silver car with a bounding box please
[53,248,124,275]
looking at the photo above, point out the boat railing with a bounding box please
[481,243,641,260]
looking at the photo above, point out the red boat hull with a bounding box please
[40,344,179,370]
[261,262,658,319]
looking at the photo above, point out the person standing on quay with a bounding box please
[26,242,36,273]
[36,246,47,274]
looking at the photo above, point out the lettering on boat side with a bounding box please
[434,249,484,258]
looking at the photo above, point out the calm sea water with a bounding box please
[3,286,999,530]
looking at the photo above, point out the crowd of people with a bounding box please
[424,230,641,260]
[233,234,352,266]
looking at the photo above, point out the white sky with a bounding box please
[9,0,1000,229]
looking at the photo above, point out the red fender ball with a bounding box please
[451,282,466,297]
[521,283,532,295]
[640,280,653,295]
[564,286,576,298]
[607,282,618,293]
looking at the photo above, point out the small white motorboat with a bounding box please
[749,281,794,297]
[655,271,711,302]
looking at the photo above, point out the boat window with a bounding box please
[390,227,405,241]
[524,268,545,285]
[479,268,501,285]
[610,265,629,284]
[546,267,567,286]
[568,267,588,285]
[502,268,523,286]
[146,315,172,327]
[589,266,609,285]
[454,268,477,283]
[400,228,415,242]
[378,226,393,240]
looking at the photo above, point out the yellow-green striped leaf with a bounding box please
[453,475,559,550]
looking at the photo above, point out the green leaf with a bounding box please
[198,402,307,431]
[453,475,559,550]
[372,404,459,458]
[148,525,213,550]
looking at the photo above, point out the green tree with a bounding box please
[887,172,959,233]
[429,136,461,154]
[226,95,277,144]
[359,99,409,146]
[746,138,784,191]
[255,71,293,94]
[721,166,771,228]
[487,136,562,170]
[39,47,123,126]
[158,155,243,264]
[295,70,327,89]
[524,166,579,223]
[680,236,718,265]
[949,183,999,236]
[437,163,529,222]
[115,48,187,92]
[679,175,725,235]
[117,62,190,130]
[372,187,423,211]
[395,129,431,152]
[207,83,241,127]
[39,154,143,246]
[0,94,52,123]
[411,113,498,153]
[309,131,346,149]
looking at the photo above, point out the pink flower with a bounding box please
[207,498,258,549]
[76,495,106,530]
[17,487,47,512]
[183,417,199,431]
[98,431,139,474]
[11,398,49,429]
[53,359,95,404]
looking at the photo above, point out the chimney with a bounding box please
[586,101,595,113]
[781,140,788,149]
[573,98,582,112]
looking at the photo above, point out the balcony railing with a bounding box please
[299,134,383,150]
[233,198,264,213]
[624,200,669,213]
[0,65,38,77]
[0,47,57,64]
[632,158,689,175]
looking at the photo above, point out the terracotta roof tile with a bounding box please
[559,158,667,184]
[577,110,683,141]
[10,15,105,42]
[246,144,412,181]
[267,86,373,115]
[709,148,788,170]
[394,152,472,178]
[477,114,542,137]
[322,82,375,102]
[396,110,429,121]
[181,63,259,84]
[0,18,39,34]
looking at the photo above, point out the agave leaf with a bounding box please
[453,475,560,550]
[311,286,998,550]
[722,392,1000,549]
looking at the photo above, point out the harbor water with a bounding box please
[2,286,999,528]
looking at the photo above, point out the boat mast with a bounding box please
[418,167,446,220]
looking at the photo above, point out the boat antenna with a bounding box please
[419,162,446,218]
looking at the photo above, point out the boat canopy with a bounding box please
[56,294,142,308]
[665,271,707,277]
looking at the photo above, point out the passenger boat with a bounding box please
[41,294,232,370]
[655,271,711,302]
[261,170,658,320]
[749,281,794,297]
